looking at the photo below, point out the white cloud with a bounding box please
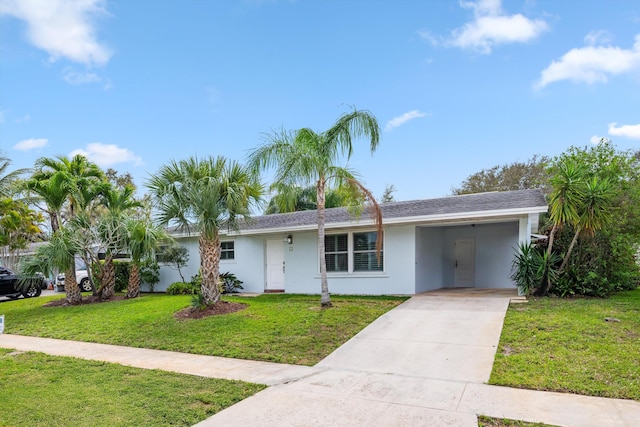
[584,30,612,46]
[0,0,112,67]
[13,138,49,151]
[15,114,31,123]
[608,122,640,139]
[446,0,548,54]
[63,70,101,85]
[385,110,429,131]
[589,135,609,145]
[70,143,143,168]
[536,34,640,88]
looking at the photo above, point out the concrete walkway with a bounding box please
[1,290,639,426]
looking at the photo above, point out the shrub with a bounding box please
[140,259,160,293]
[219,272,243,294]
[166,282,198,295]
[113,261,130,293]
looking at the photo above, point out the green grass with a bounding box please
[478,416,556,426]
[490,289,640,400]
[0,293,407,365]
[0,347,265,427]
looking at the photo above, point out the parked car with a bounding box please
[0,266,44,299]
[55,269,92,292]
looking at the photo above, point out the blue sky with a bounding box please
[1,0,639,202]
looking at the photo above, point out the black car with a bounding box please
[0,266,43,299]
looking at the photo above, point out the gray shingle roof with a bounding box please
[239,189,547,232]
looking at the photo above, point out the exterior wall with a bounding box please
[156,219,524,294]
[440,222,518,289]
[154,235,266,293]
[415,227,444,293]
[282,225,416,295]
[153,236,200,292]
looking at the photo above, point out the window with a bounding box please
[324,234,348,272]
[220,241,235,260]
[324,231,383,273]
[353,232,383,272]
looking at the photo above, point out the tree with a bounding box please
[125,218,167,298]
[94,184,142,299]
[248,109,382,307]
[380,184,396,203]
[0,197,43,270]
[452,155,550,195]
[24,155,105,303]
[558,176,614,273]
[21,228,84,304]
[265,183,350,214]
[147,156,262,306]
[157,242,189,282]
[0,155,29,198]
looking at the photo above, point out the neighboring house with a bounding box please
[153,189,548,295]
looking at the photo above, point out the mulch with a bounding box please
[43,293,247,320]
[43,295,127,307]
[174,301,247,320]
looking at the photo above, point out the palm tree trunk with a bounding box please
[126,263,140,298]
[200,233,221,306]
[317,179,331,307]
[540,223,558,295]
[99,253,115,300]
[64,264,82,304]
[559,228,581,273]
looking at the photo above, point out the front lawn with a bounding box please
[0,348,264,427]
[0,293,407,365]
[490,289,640,400]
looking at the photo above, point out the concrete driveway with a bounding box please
[198,289,513,426]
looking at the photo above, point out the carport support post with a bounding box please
[518,215,534,245]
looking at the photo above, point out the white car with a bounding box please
[56,269,92,292]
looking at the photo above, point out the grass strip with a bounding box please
[0,293,407,365]
[490,289,640,400]
[0,348,264,427]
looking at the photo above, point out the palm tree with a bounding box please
[265,183,349,214]
[24,155,105,302]
[125,218,167,298]
[539,159,585,295]
[21,228,84,304]
[558,176,614,273]
[93,184,142,299]
[147,156,263,306]
[247,109,382,307]
[0,155,29,198]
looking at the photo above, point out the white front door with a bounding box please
[454,238,475,287]
[265,239,285,291]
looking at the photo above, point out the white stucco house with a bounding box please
[153,189,548,295]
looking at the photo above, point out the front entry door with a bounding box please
[454,238,475,287]
[265,239,285,291]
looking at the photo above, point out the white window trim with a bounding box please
[319,230,385,276]
[220,240,236,264]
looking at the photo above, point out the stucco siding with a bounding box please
[415,227,444,293]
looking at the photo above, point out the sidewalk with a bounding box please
[2,291,639,426]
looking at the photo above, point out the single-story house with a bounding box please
[154,189,548,295]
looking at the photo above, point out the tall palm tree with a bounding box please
[147,156,263,306]
[125,218,167,298]
[93,184,142,299]
[24,155,105,302]
[265,183,349,214]
[248,109,382,307]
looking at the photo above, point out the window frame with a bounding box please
[220,240,235,261]
[322,230,384,275]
